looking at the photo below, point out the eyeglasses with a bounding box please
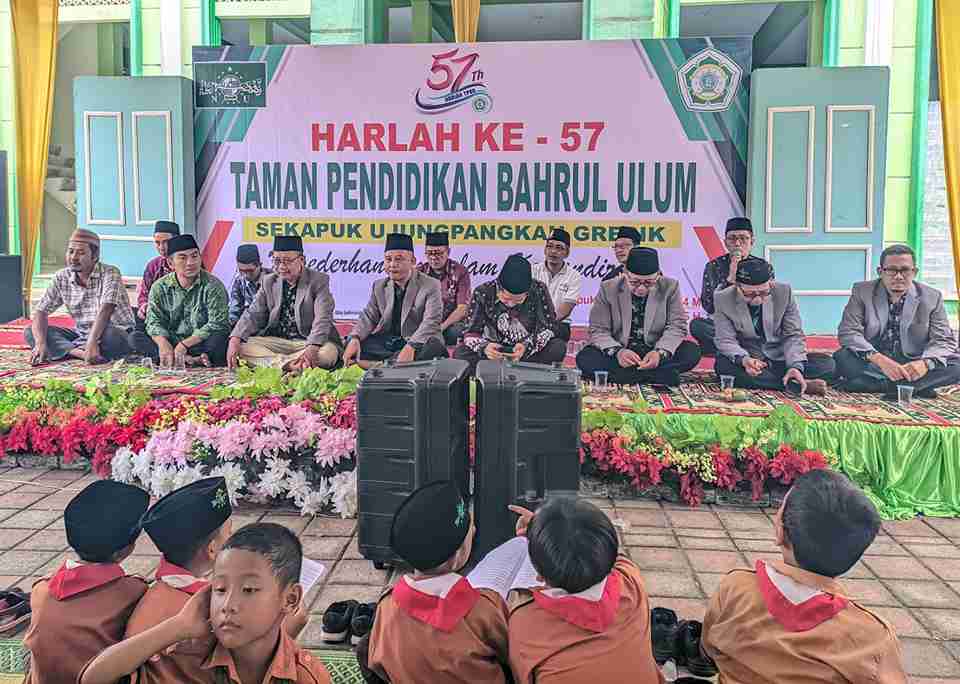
[425,250,447,258]
[738,286,771,299]
[272,256,301,266]
[726,235,752,243]
[628,278,659,288]
[880,267,916,278]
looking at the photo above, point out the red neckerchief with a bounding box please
[155,558,208,595]
[532,572,621,633]
[48,560,126,600]
[391,575,480,633]
[756,560,848,632]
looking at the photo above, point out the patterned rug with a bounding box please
[0,348,233,395]
[0,639,364,683]
[583,374,960,428]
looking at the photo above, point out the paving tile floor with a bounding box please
[2,466,960,682]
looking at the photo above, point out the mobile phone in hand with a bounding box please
[499,344,514,354]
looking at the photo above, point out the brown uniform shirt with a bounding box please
[508,558,664,684]
[202,629,331,684]
[702,559,908,683]
[23,562,147,684]
[367,574,510,684]
[124,561,216,684]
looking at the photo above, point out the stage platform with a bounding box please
[1,317,959,519]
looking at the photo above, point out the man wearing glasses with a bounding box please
[417,231,471,346]
[691,217,769,355]
[714,257,834,394]
[227,235,341,371]
[454,253,566,375]
[835,244,960,399]
[602,226,642,281]
[576,247,701,386]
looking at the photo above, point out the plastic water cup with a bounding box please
[140,357,154,372]
[594,370,609,391]
[720,375,735,391]
[174,355,186,373]
[897,385,914,405]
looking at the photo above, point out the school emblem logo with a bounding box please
[454,500,467,528]
[676,48,742,112]
[194,62,267,109]
[212,488,229,510]
[415,47,493,114]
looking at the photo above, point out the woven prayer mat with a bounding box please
[0,348,232,395]
[0,639,365,683]
[584,376,960,428]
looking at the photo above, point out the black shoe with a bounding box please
[651,607,679,664]
[322,600,358,643]
[841,377,886,394]
[676,620,718,678]
[350,603,377,646]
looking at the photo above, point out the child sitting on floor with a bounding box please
[701,469,908,683]
[124,476,233,684]
[508,497,664,683]
[80,522,330,684]
[359,480,511,684]
[23,480,150,684]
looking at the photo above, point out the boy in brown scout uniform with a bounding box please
[702,469,908,683]
[507,497,664,684]
[360,480,511,684]
[23,481,150,684]
[124,477,233,684]
[81,522,331,684]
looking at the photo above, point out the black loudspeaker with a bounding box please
[473,361,582,560]
[0,255,23,323]
[356,358,471,568]
[0,151,8,254]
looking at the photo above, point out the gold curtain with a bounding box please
[451,0,480,42]
[937,2,960,298]
[10,0,58,316]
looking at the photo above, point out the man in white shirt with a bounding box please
[532,228,582,342]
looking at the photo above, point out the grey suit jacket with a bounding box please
[587,276,688,354]
[230,268,342,348]
[838,279,957,363]
[714,281,807,369]
[350,270,442,346]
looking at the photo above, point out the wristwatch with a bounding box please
[606,346,622,358]
[655,348,672,361]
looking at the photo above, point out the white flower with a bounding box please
[149,465,178,499]
[131,448,154,486]
[211,462,248,505]
[285,471,312,507]
[329,469,357,519]
[256,458,292,499]
[111,447,135,484]
[173,464,205,491]
[298,483,332,517]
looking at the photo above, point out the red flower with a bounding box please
[740,445,769,501]
[679,471,705,507]
[711,445,742,491]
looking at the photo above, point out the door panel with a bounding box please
[747,66,890,333]
[74,76,195,277]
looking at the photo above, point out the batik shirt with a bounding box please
[418,260,471,320]
[266,280,303,340]
[462,281,558,357]
[627,295,650,355]
[874,295,905,361]
[228,268,270,326]
[137,256,172,318]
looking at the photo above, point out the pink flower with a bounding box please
[215,421,256,461]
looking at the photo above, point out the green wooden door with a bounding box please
[747,66,890,333]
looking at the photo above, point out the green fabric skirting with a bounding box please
[619,412,960,520]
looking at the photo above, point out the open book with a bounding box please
[467,537,543,600]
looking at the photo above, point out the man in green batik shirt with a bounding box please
[129,234,231,367]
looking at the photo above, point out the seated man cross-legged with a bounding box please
[26,229,135,365]
[454,254,567,374]
[343,233,448,368]
[835,244,960,399]
[714,257,834,394]
[130,234,231,368]
[576,247,701,386]
[227,235,341,371]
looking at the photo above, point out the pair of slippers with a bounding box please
[321,600,376,646]
[0,589,31,637]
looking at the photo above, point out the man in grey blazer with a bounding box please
[835,244,960,398]
[714,257,834,394]
[227,235,342,371]
[576,247,701,386]
[342,233,447,368]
